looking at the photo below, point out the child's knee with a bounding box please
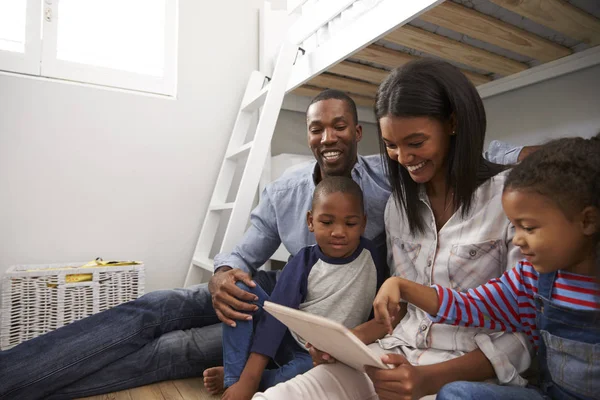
[235,281,252,292]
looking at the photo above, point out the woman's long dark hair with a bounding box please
[375,59,505,234]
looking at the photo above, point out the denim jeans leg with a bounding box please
[0,283,219,400]
[259,343,313,391]
[437,382,548,400]
[47,323,223,399]
[223,282,270,388]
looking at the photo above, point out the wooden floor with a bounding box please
[79,378,221,400]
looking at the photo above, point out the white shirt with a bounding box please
[381,170,533,386]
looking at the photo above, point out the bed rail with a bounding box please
[262,0,443,92]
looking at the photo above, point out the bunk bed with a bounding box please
[261,0,600,262]
[262,0,600,116]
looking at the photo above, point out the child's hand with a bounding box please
[373,277,403,334]
[222,381,258,400]
[306,342,336,366]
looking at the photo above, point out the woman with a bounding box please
[253,59,533,400]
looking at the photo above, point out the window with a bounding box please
[0,0,178,96]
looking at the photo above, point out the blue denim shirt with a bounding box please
[214,143,522,274]
[485,140,523,165]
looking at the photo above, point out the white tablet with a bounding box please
[263,301,390,371]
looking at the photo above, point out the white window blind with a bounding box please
[0,0,178,96]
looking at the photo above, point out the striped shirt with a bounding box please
[432,261,600,348]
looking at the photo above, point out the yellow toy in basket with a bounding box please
[37,258,143,286]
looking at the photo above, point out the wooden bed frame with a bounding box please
[261,0,600,121]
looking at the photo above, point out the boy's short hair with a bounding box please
[312,176,364,212]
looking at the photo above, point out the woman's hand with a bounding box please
[365,354,428,400]
[373,277,403,334]
[306,343,336,366]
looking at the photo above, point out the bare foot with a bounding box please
[203,366,225,395]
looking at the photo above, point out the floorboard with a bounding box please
[78,378,221,400]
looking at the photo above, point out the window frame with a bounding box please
[0,0,178,96]
[0,0,42,75]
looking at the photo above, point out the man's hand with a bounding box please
[517,145,541,162]
[209,267,259,327]
[306,343,336,366]
[365,354,429,400]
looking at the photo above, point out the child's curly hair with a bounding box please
[505,134,600,218]
[505,134,600,273]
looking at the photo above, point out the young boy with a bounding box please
[204,176,388,399]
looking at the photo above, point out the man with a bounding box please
[0,90,526,400]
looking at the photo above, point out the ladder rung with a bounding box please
[241,85,269,112]
[209,202,234,211]
[226,141,254,160]
[192,256,214,272]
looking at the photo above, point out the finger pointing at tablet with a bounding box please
[373,278,402,334]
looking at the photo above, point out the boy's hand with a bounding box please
[222,380,258,400]
[306,343,336,366]
[373,277,403,334]
[209,267,258,327]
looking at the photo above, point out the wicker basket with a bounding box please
[0,261,145,350]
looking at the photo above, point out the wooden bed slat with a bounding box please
[489,0,600,46]
[293,85,375,108]
[352,45,415,69]
[328,61,390,84]
[308,73,379,97]
[384,26,529,76]
[351,44,492,86]
[421,1,571,62]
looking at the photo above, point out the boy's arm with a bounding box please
[235,353,270,394]
[353,302,407,344]
[375,265,527,333]
[431,265,525,332]
[373,277,439,333]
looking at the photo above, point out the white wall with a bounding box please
[272,110,380,156]
[484,65,600,146]
[0,0,262,292]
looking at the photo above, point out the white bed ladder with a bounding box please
[183,41,300,287]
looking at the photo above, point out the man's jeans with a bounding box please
[0,271,277,400]
[222,282,312,391]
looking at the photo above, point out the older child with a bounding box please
[204,176,387,399]
[374,135,600,400]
